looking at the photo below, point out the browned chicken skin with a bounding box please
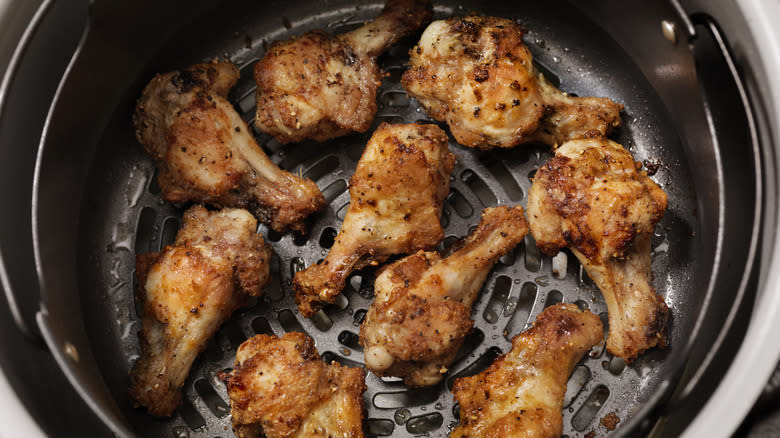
[254,0,432,143]
[360,205,528,386]
[293,122,455,317]
[129,206,272,417]
[402,16,623,149]
[134,60,324,233]
[527,137,669,361]
[451,304,603,438]
[221,332,367,438]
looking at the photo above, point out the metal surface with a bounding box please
[17,1,764,438]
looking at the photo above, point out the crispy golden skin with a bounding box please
[360,205,528,386]
[254,0,432,143]
[451,304,603,438]
[134,60,324,233]
[129,206,272,417]
[402,16,623,149]
[527,137,669,361]
[221,332,367,438]
[293,122,455,317]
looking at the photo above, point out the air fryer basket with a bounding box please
[27,0,760,437]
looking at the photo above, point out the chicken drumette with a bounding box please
[129,206,272,417]
[451,304,603,438]
[294,122,455,317]
[527,137,669,361]
[360,205,528,386]
[402,16,623,149]
[254,0,432,143]
[134,60,324,233]
[221,332,367,438]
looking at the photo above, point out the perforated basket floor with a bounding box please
[93,3,694,437]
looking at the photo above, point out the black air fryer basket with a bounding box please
[0,0,768,437]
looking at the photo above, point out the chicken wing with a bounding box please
[360,205,528,386]
[402,16,623,149]
[221,332,367,438]
[129,205,272,417]
[294,122,455,317]
[134,60,325,233]
[254,0,432,143]
[451,303,603,438]
[526,137,669,361]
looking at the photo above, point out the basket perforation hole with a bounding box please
[352,309,367,326]
[265,228,282,242]
[451,328,485,366]
[446,189,474,218]
[336,202,350,220]
[279,143,318,170]
[380,90,410,108]
[447,347,502,390]
[310,310,334,332]
[148,169,162,194]
[290,257,306,277]
[483,275,512,323]
[366,418,395,436]
[440,206,451,228]
[498,245,517,266]
[160,216,181,249]
[571,385,610,431]
[263,255,283,302]
[324,294,350,314]
[319,227,338,249]
[134,207,157,255]
[322,179,348,204]
[194,379,230,418]
[524,234,542,272]
[222,320,247,350]
[337,330,361,350]
[291,230,309,247]
[374,387,441,409]
[563,365,591,408]
[483,158,524,201]
[375,114,405,125]
[321,351,364,369]
[277,309,308,336]
[544,290,563,308]
[303,155,339,182]
[575,300,589,311]
[588,312,610,359]
[405,412,443,434]
[461,169,497,207]
[504,282,538,339]
[604,355,626,375]
[177,399,206,430]
[251,316,273,335]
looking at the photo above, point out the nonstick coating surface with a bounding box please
[78,1,700,437]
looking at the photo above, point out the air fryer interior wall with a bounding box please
[26,0,759,437]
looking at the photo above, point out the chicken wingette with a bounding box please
[294,122,455,317]
[451,303,603,438]
[402,16,623,149]
[134,60,324,233]
[254,0,432,143]
[527,137,669,361]
[129,206,272,417]
[360,205,528,386]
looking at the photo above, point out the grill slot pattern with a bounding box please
[101,5,682,437]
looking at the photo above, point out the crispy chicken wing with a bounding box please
[293,122,455,317]
[451,304,603,438]
[221,332,367,438]
[254,0,432,143]
[360,205,528,386]
[129,205,272,417]
[134,60,324,233]
[402,16,623,149]
[527,137,669,361]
